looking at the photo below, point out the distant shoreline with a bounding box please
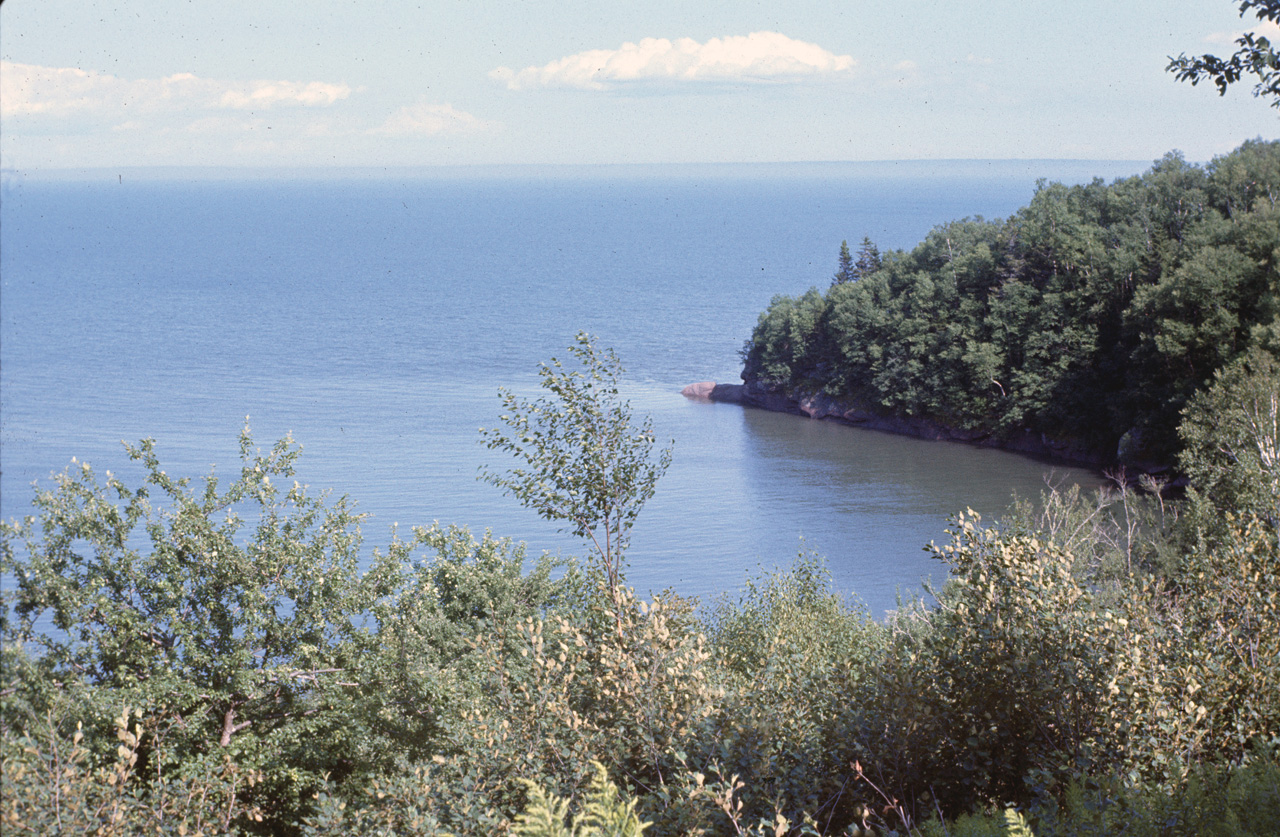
[1,158,1153,185]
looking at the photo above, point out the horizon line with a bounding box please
[2,157,1156,184]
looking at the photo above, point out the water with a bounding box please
[1,162,1132,616]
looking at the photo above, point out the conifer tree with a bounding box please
[854,236,882,279]
[832,239,856,285]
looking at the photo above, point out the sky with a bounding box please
[1,0,1278,171]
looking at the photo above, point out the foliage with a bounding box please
[1179,347,1280,529]
[2,428,367,696]
[2,704,264,835]
[0,428,586,833]
[740,140,1280,467]
[918,808,1036,837]
[1027,749,1280,836]
[481,332,672,605]
[1001,474,1180,583]
[357,522,577,768]
[869,513,1115,814]
[6,332,1280,835]
[853,237,882,282]
[831,238,883,287]
[701,555,880,831]
[832,240,855,286]
[300,770,451,837]
[1100,515,1280,787]
[0,425,386,826]
[419,587,718,833]
[740,288,828,389]
[513,762,651,837]
[1168,1,1280,108]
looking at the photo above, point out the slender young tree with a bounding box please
[480,333,672,608]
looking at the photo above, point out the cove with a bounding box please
[1,167,1125,617]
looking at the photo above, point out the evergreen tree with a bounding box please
[854,236,882,279]
[832,239,856,285]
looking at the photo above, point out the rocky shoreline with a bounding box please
[681,380,1112,469]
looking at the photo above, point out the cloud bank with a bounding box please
[490,31,855,91]
[0,61,351,117]
[371,100,494,136]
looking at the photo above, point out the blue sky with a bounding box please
[2,0,1277,170]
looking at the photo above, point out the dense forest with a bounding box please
[741,139,1280,469]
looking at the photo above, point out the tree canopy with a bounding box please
[741,139,1280,468]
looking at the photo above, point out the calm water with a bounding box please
[1,162,1137,615]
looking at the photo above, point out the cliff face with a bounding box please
[685,379,1110,468]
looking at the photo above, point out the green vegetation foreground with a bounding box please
[4,324,1279,835]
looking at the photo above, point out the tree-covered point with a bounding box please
[741,139,1280,468]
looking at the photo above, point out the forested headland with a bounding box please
[741,139,1280,471]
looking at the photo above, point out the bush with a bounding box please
[1101,514,1280,786]
[702,555,882,831]
[2,703,264,835]
[1029,746,1280,836]
[866,512,1113,814]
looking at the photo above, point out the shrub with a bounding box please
[869,512,1113,815]
[703,555,882,831]
[1101,514,1280,786]
[365,584,717,835]
[1,704,263,835]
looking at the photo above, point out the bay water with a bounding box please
[1,161,1143,616]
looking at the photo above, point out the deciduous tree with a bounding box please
[480,333,672,606]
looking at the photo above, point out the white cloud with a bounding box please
[217,81,350,110]
[1205,19,1280,46]
[0,61,351,118]
[490,31,855,91]
[887,59,923,88]
[370,100,494,136]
